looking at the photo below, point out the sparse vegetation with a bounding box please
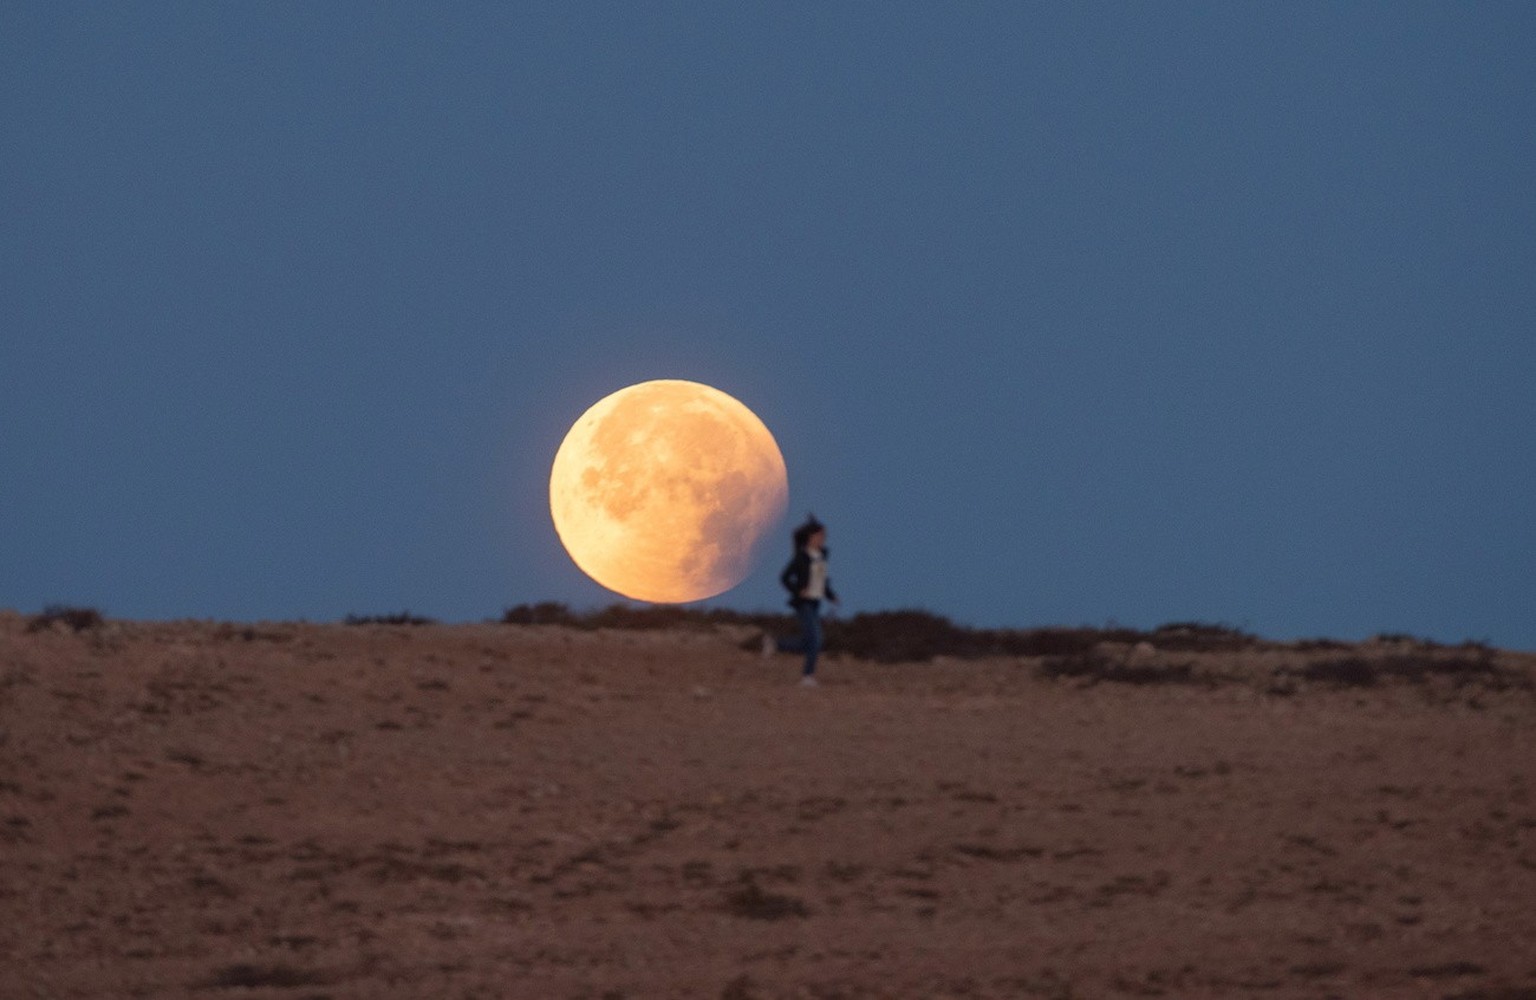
[827,611,1153,662]
[499,603,1266,665]
[826,609,983,662]
[210,624,293,643]
[1296,656,1381,687]
[1373,632,1441,648]
[1291,637,1351,652]
[27,605,104,633]
[1290,652,1524,691]
[1146,622,1256,652]
[502,601,787,633]
[344,611,436,626]
[500,601,581,626]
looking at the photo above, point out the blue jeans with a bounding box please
[777,600,822,676]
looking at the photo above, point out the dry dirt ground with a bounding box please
[1,613,1533,999]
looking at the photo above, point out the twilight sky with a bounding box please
[4,4,1533,647]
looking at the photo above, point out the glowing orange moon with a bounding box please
[549,379,789,603]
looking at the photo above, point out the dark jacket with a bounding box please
[780,547,836,607]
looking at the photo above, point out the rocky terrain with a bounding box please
[2,611,1533,998]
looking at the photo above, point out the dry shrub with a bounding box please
[826,614,1250,663]
[211,624,293,643]
[501,602,580,626]
[1147,622,1257,652]
[1293,637,1351,652]
[1373,632,1441,648]
[1298,657,1381,687]
[583,604,753,631]
[824,611,1152,663]
[502,602,789,633]
[824,609,979,663]
[1294,653,1523,691]
[27,605,104,633]
[343,611,435,626]
[1008,627,1140,657]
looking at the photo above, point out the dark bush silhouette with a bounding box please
[1007,626,1142,657]
[1292,637,1351,652]
[815,610,1152,663]
[495,603,1528,680]
[27,605,104,633]
[500,604,1156,662]
[343,611,435,626]
[1373,632,1441,648]
[583,604,779,632]
[1386,654,1501,684]
[1293,653,1521,690]
[823,609,980,663]
[502,602,788,632]
[1297,657,1381,687]
[499,603,1288,665]
[1147,622,1257,652]
[501,602,581,626]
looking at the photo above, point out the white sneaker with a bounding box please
[799,675,818,688]
[760,633,775,659]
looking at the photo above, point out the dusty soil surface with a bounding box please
[2,613,1534,999]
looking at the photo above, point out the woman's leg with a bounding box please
[800,603,822,677]
[776,601,821,676]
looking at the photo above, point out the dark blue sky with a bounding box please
[4,4,1533,647]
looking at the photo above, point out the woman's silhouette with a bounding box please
[762,514,839,687]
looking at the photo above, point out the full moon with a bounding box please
[549,379,789,604]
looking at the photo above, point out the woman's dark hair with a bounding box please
[792,513,825,549]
